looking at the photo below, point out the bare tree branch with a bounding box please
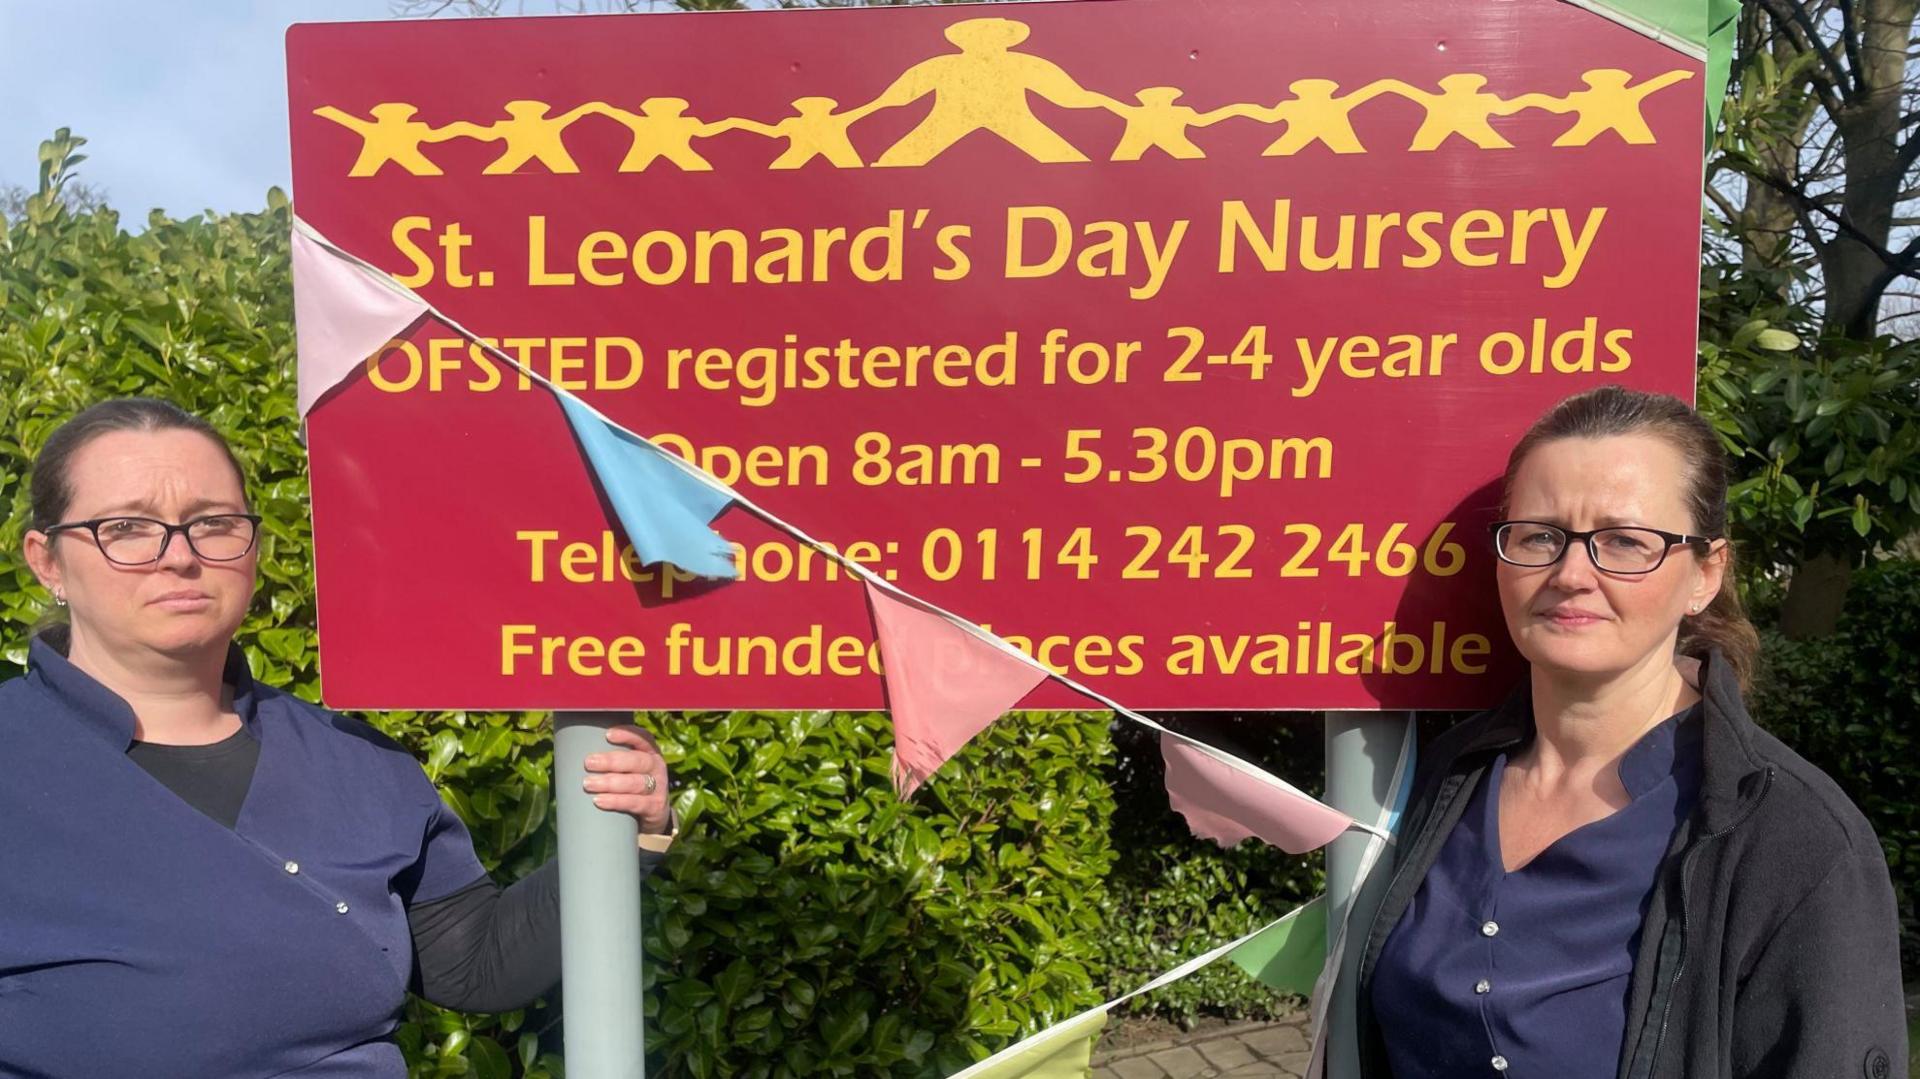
[1864,231,1920,305]
[1838,0,1869,93]
[1726,156,1920,273]
[1806,126,1850,180]
[1895,127,1920,182]
[1757,0,1853,112]
[1706,183,1744,225]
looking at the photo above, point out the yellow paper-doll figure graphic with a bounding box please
[1514,69,1696,146]
[1375,74,1535,151]
[1247,79,1402,156]
[713,97,883,169]
[312,104,471,177]
[1104,88,1264,161]
[588,98,734,172]
[445,101,601,174]
[863,17,1117,167]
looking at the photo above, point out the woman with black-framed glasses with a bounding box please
[1,398,676,1078]
[1353,386,1905,1079]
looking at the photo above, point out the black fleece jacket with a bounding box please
[1354,650,1908,1079]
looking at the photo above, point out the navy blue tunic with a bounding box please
[0,638,487,1077]
[1371,705,1701,1078]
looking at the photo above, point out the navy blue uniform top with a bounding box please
[1371,704,1702,1078]
[0,637,488,1078]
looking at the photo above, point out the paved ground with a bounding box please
[1090,1016,1311,1079]
[1090,994,1920,1078]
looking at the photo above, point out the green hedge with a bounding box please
[1748,558,1920,969]
[640,708,1113,1078]
[1099,717,1322,1022]
[372,705,1121,1079]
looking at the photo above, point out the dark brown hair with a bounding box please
[1501,385,1760,690]
[29,397,249,532]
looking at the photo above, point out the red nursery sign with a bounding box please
[286,0,1704,712]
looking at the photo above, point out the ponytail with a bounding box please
[1678,540,1761,692]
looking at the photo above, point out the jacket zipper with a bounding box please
[1638,765,1774,1076]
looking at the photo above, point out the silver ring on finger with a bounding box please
[642,773,657,794]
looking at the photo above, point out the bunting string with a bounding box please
[291,214,1389,845]
[943,722,1414,1079]
[295,216,1424,1075]
[948,897,1318,1079]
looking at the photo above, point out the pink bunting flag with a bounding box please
[291,225,429,416]
[865,581,1049,798]
[1161,736,1353,854]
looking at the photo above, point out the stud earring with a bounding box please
[53,592,67,607]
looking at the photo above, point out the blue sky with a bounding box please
[2,0,1032,220]
[1,1,395,219]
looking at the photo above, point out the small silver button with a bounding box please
[1480,920,1500,937]
[1491,1056,1509,1072]
[1475,979,1492,994]
[283,861,300,875]
[335,901,350,915]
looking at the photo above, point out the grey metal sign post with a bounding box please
[554,712,647,1079]
[1323,711,1415,1079]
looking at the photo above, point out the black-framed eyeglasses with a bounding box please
[1488,520,1717,575]
[43,514,263,566]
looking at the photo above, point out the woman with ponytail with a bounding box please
[1355,386,1905,1078]
[0,399,676,1077]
